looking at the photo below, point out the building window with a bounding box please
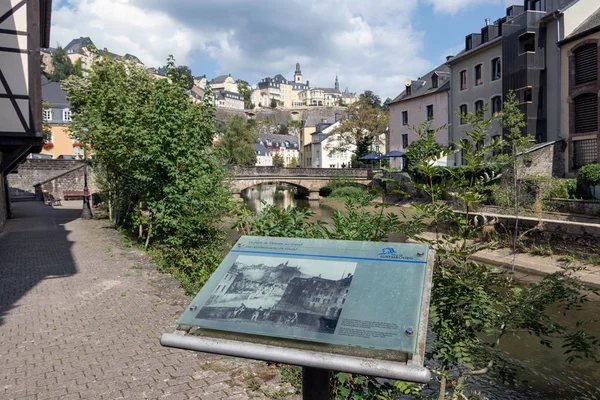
[574,44,598,85]
[43,109,52,122]
[474,64,483,86]
[401,134,409,149]
[475,100,484,116]
[523,88,532,103]
[519,32,535,54]
[492,96,502,116]
[406,85,412,96]
[432,74,438,89]
[574,93,598,134]
[491,58,501,81]
[459,104,468,124]
[402,111,408,125]
[573,139,598,168]
[460,139,469,165]
[426,104,434,120]
[460,70,467,90]
[62,109,71,122]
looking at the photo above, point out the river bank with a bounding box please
[320,197,600,289]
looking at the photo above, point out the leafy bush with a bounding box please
[577,164,600,186]
[319,185,333,197]
[329,186,375,203]
[541,178,570,200]
[565,179,578,199]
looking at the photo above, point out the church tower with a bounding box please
[294,62,302,83]
[335,75,339,91]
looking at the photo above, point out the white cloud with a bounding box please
[50,0,433,99]
[425,0,504,15]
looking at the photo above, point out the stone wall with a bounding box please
[216,106,346,127]
[36,164,89,201]
[7,159,85,198]
[520,141,567,179]
[467,211,600,257]
[544,198,600,218]
[228,165,370,178]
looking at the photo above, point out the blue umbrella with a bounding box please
[358,153,381,160]
[383,150,405,157]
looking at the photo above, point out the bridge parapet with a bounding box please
[228,166,371,179]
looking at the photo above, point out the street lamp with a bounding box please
[80,127,93,220]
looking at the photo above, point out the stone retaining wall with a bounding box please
[466,211,600,257]
[544,198,600,218]
[8,159,84,198]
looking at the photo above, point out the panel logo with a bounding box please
[378,246,421,260]
[379,247,396,255]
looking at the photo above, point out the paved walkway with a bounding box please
[0,201,286,400]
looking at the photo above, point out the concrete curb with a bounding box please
[471,250,600,290]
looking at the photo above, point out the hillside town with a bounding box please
[2,0,600,399]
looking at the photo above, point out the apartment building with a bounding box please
[389,63,451,169]
[448,0,597,168]
[559,7,600,173]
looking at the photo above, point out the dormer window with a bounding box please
[43,109,52,122]
[432,74,438,89]
[62,108,71,122]
[466,36,472,51]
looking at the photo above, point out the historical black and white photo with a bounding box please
[197,255,356,334]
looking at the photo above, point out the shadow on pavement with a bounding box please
[0,201,80,326]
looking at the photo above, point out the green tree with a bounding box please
[270,98,278,109]
[175,65,194,90]
[63,54,230,293]
[237,81,253,109]
[217,116,257,165]
[272,153,284,167]
[382,97,393,111]
[359,90,381,108]
[49,46,80,82]
[288,157,298,168]
[498,90,532,256]
[404,122,446,174]
[328,98,389,159]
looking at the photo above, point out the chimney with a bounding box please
[485,18,490,26]
[446,55,453,61]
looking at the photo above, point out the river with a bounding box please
[240,183,600,400]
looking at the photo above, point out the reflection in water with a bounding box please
[239,183,600,400]
[241,183,334,223]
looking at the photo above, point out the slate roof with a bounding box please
[304,112,340,127]
[560,7,600,44]
[190,86,205,100]
[257,133,299,149]
[42,81,70,108]
[390,63,451,104]
[254,143,271,156]
[210,75,230,84]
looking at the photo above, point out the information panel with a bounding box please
[176,236,430,353]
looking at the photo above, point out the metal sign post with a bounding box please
[160,236,434,398]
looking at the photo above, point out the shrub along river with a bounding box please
[240,183,600,400]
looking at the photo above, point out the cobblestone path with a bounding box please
[0,201,289,400]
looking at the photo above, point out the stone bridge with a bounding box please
[227,166,373,200]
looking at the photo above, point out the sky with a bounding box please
[49,0,515,100]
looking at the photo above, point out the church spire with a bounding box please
[335,75,339,91]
